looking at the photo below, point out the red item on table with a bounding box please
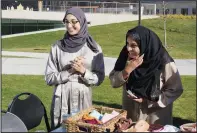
[81,114,102,125]
[84,119,101,124]
[148,124,164,132]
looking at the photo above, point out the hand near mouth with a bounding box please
[122,54,144,79]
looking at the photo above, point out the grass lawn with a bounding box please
[2,18,196,59]
[2,75,196,131]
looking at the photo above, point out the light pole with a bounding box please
[138,0,141,26]
[163,1,167,48]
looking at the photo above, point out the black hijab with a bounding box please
[114,26,174,101]
[58,7,99,53]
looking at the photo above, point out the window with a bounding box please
[181,8,188,15]
[151,10,153,14]
[192,8,196,15]
[147,9,149,14]
[156,9,159,14]
[173,8,176,14]
[165,9,169,14]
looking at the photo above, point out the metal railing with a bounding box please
[2,1,196,15]
[2,1,157,15]
[42,1,156,15]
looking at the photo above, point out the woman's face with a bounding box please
[64,14,81,35]
[126,36,140,59]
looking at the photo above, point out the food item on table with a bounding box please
[134,120,150,132]
[148,124,164,132]
[180,123,196,132]
[125,120,150,132]
[113,117,133,132]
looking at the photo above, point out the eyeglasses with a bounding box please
[63,20,79,25]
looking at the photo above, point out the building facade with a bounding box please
[1,0,38,10]
[153,1,196,15]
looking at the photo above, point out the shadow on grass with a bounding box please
[173,117,195,127]
[93,101,122,109]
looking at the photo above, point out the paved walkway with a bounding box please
[2,51,196,76]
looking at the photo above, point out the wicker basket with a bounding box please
[62,106,127,132]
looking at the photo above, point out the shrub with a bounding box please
[160,14,196,19]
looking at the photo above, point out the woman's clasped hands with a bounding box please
[70,56,86,75]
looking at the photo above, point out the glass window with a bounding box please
[151,10,153,14]
[156,9,159,14]
[147,9,149,14]
[181,8,188,15]
[173,8,176,14]
[165,9,169,14]
[2,18,11,23]
[192,8,196,15]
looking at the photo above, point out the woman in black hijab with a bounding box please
[45,7,105,129]
[109,26,183,125]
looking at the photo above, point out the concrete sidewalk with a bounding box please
[2,51,196,76]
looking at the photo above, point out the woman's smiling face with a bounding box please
[126,36,140,60]
[64,14,81,35]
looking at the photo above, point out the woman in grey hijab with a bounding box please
[45,7,105,129]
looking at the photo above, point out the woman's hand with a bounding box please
[126,54,144,73]
[123,54,144,79]
[127,94,143,103]
[71,56,86,75]
[74,56,85,65]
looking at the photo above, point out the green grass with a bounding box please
[2,18,196,59]
[2,75,196,131]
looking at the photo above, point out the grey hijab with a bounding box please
[59,7,99,53]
